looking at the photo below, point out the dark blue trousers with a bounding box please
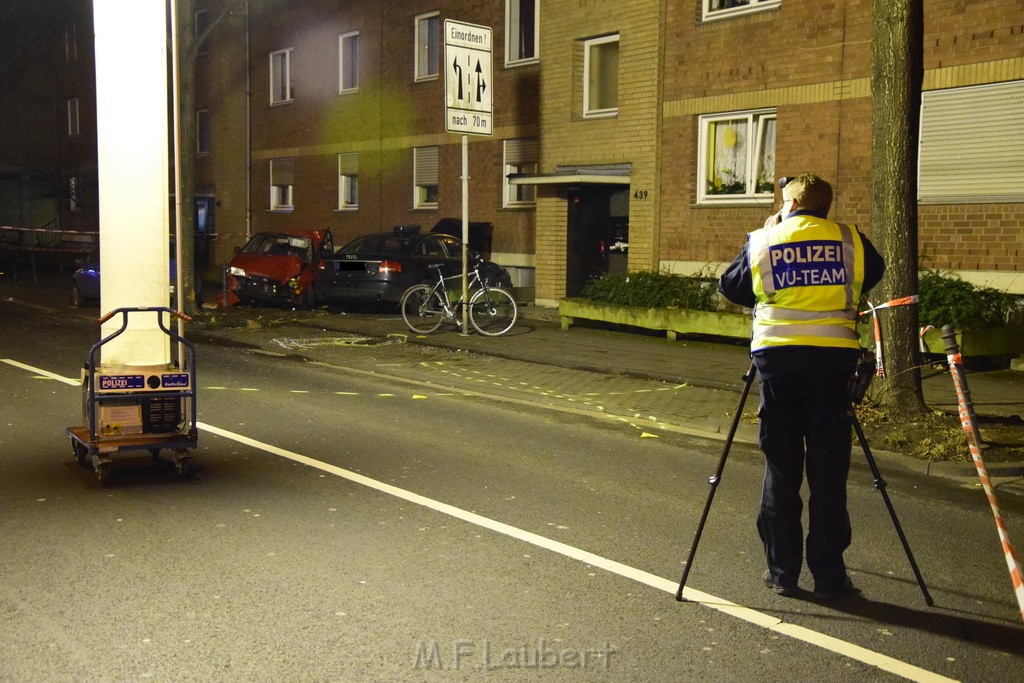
[757,372,853,591]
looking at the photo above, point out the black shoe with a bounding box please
[762,570,801,597]
[813,575,859,600]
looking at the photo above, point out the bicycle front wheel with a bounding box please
[469,287,517,336]
[400,284,445,334]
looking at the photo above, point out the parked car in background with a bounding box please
[318,223,511,307]
[71,243,177,308]
[226,229,333,309]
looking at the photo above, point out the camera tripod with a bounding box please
[675,362,933,605]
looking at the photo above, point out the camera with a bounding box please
[848,350,876,404]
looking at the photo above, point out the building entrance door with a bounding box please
[565,186,628,297]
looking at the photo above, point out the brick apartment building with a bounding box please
[10,0,1022,301]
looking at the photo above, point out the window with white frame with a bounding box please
[64,23,77,62]
[67,98,80,137]
[702,0,781,22]
[338,153,359,210]
[270,48,293,104]
[415,12,440,81]
[583,34,619,118]
[506,0,538,65]
[503,138,538,207]
[196,109,211,156]
[413,146,439,209]
[697,109,776,203]
[918,80,1024,203]
[339,31,359,93]
[270,158,294,210]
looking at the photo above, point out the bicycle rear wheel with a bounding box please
[401,284,445,334]
[469,287,517,336]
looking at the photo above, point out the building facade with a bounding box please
[11,1,1021,299]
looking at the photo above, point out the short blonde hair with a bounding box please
[782,173,833,216]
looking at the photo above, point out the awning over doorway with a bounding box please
[508,163,631,186]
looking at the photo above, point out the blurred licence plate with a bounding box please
[336,262,366,271]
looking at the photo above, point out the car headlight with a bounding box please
[229,266,246,277]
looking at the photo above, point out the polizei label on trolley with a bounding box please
[99,374,145,391]
[768,240,846,289]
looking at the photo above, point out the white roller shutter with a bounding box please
[414,146,438,185]
[918,80,1024,203]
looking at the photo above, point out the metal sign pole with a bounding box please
[461,134,469,335]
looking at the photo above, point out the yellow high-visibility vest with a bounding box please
[748,215,865,351]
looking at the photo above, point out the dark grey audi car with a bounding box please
[318,221,511,308]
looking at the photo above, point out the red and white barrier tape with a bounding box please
[0,225,98,235]
[860,295,919,378]
[945,348,1024,623]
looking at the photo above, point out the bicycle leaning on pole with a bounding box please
[399,257,518,336]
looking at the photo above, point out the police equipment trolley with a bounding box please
[66,307,198,483]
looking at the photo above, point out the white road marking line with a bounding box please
[1,359,80,386]
[2,359,955,683]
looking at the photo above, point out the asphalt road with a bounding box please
[1,296,1022,681]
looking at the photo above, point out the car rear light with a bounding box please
[378,260,403,274]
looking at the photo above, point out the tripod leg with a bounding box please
[676,363,757,602]
[851,411,935,606]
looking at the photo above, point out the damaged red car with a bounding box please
[226,229,333,309]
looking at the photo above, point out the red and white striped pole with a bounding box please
[942,325,1024,623]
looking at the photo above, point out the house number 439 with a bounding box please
[633,190,649,200]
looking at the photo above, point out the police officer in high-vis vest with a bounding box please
[719,173,885,600]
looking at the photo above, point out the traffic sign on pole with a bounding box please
[444,20,492,136]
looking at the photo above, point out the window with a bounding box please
[339,31,359,93]
[918,80,1024,203]
[270,48,293,104]
[503,138,538,207]
[195,8,209,56]
[415,12,440,81]
[338,153,358,210]
[413,146,439,209]
[583,35,619,118]
[270,158,294,210]
[506,0,538,65]
[64,23,77,62]
[67,98,80,137]
[69,176,81,212]
[196,109,211,156]
[702,0,781,22]
[697,109,776,203]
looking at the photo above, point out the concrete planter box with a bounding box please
[559,298,1024,360]
[558,298,750,341]
[919,325,1024,358]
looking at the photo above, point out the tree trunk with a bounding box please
[870,0,926,415]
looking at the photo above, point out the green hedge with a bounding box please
[581,271,718,311]
[918,270,1021,329]
[580,268,1022,330]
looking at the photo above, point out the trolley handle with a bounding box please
[97,307,193,324]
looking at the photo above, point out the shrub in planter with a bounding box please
[580,270,719,311]
[918,270,1022,329]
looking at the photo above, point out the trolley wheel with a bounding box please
[71,438,88,467]
[175,457,192,477]
[96,463,110,483]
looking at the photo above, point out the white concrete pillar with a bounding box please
[93,0,171,367]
